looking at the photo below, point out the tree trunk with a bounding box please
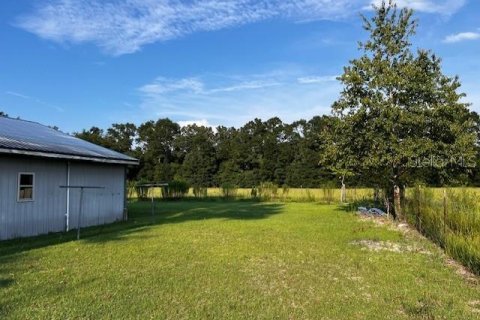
[340,175,346,203]
[384,194,390,216]
[393,184,403,220]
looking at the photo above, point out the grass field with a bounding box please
[129,187,375,203]
[129,186,480,202]
[1,200,479,319]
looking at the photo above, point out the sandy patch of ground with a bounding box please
[351,239,432,255]
[357,214,414,236]
[356,212,480,284]
[468,300,480,313]
[445,259,479,285]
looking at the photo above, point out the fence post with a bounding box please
[443,189,447,236]
[151,188,155,218]
[416,185,420,229]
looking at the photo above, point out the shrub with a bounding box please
[127,180,137,199]
[258,182,278,201]
[320,182,336,204]
[304,189,316,202]
[282,185,290,200]
[165,180,190,199]
[221,183,238,198]
[250,186,258,198]
[192,186,208,198]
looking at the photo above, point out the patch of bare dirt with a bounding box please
[357,214,417,236]
[356,212,480,285]
[446,259,479,285]
[351,239,432,255]
[468,300,480,313]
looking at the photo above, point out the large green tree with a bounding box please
[288,116,334,188]
[105,123,137,155]
[177,124,217,187]
[136,119,180,182]
[214,126,242,186]
[331,1,478,218]
[75,127,110,148]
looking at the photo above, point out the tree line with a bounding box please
[74,116,342,188]
[74,110,480,190]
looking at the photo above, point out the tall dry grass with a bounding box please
[127,186,374,203]
[405,187,480,275]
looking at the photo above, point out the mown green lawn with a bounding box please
[1,201,479,319]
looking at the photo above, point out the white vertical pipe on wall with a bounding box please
[66,161,71,231]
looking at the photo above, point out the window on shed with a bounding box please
[18,173,34,201]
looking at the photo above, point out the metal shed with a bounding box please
[0,117,138,240]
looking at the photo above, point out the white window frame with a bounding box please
[17,172,35,202]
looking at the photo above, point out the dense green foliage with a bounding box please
[220,183,238,199]
[75,113,480,190]
[164,180,190,199]
[75,116,341,188]
[331,1,478,218]
[1,201,479,319]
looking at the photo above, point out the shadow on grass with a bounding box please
[0,278,14,288]
[0,200,283,258]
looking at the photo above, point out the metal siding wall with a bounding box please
[0,156,67,240]
[0,156,126,240]
[68,163,125,229]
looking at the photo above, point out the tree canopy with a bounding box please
[330,0,478,217]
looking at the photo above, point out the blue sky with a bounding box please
[0,0,479,133]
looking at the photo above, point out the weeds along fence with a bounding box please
[404,187,480,275]
[127,184,374,203]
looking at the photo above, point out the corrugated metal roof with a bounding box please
[0,117,138,165]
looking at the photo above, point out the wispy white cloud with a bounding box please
[297,75,338,84]
[443,31,480,43]
[5,91,65,112]
[16,0,464,56]
[136,70,340,127]
[15,0,359,56]
[140,76,283,96]
[15,0,466,55]
[208,80,282,94]
[5,91,30,99]
[368,0,466,15]
[140,77,204,95]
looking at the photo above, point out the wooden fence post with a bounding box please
[443,189,447,236]
[416,185,420,229]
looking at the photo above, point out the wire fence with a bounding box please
[404,187,480,275]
